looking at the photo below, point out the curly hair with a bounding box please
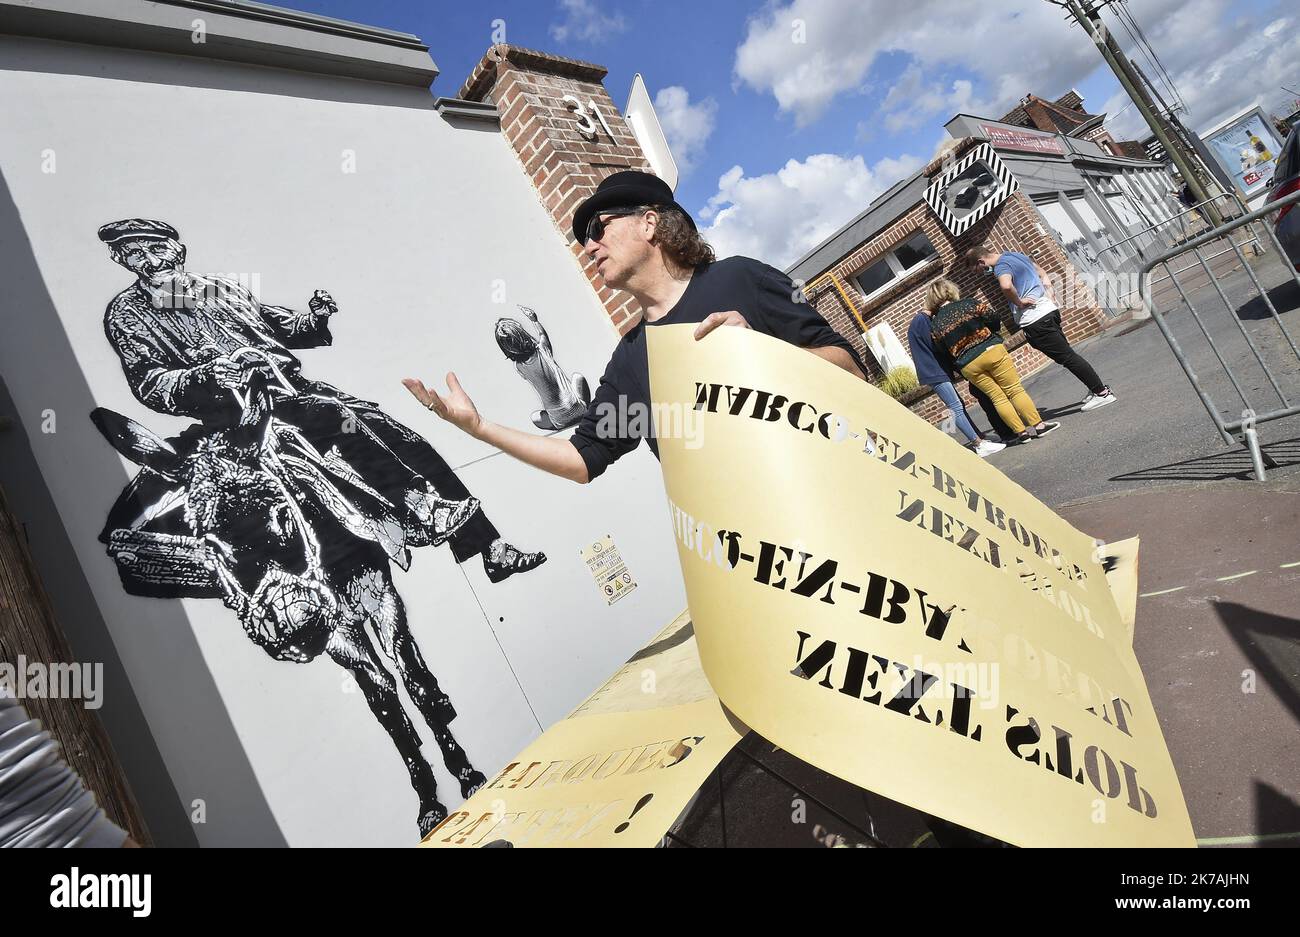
[925,277,962,312]
[643,204,715,269]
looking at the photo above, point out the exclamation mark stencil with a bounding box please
[614,794,654,834]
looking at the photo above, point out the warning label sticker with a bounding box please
[580,535,636,606]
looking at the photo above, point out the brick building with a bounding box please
[999,90,1147,159]
[457,44,654,335]
[784,141,1106,428]
[786,109,1180,432]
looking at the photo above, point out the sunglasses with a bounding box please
[585,207,647,244]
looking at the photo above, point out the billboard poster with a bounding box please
[1204,108,1283,196]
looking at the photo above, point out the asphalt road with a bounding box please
[1059,485,1300,847]
[975,250,1300,507]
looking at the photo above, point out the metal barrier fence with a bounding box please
[1091,192,1270,316]
[1138,188,1300,481]
[1100,192,1262,278]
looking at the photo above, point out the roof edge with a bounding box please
[0,0,439,87]
[459,43,607,102]
[783,164,931,278]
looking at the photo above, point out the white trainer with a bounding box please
[1080,390,1118,411]
[974,439,1007,458]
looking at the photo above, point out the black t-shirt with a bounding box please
[569,255,865,480]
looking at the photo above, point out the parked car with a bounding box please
[1265,124,1300,269]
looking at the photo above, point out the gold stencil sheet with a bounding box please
[648,324,1194,848]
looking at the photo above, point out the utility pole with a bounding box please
[1130,58,1239,196]
[1061,0,1228,225]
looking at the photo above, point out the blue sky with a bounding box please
[276,0,1298,267]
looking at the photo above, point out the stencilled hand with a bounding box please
[309,290,337,316]
[205,354,272,391]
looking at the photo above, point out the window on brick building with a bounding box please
[854,257,894,296]
[852,231,938,301]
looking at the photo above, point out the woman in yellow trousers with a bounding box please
[925,278,1059,443]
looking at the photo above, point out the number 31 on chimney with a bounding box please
[563,94,615,142]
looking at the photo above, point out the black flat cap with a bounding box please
[570,170,694,244]
[97,219,179,244]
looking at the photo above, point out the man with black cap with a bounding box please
[404,170,865,482]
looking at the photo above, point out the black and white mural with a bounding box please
[91,219,549,836]
[0,38,695,845]
[494,306,591,430]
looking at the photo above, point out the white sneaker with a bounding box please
[974,439,1006,458]
[1080,390,1117,411]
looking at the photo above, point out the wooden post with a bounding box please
[0,483,152,845]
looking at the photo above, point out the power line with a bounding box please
[1108,97,1137,124]
[1113,9,1163,90]
[1113,12,1170,110]
[1113,0,1187,114]
[1051,0,1185,118]
[1056,0,1228,224]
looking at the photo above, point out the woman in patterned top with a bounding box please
[926,278,1059,443]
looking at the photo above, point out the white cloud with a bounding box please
[732,0,1294,139]
[734,0,1104,128]
[549,0,627,44]
[1096,3,1300,139]
[879,65,978,134]
[653,86,718,177]
[697,152,925,269]
[734,0,886,128]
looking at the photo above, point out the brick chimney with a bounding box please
[460,45,652,334]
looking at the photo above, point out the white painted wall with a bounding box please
[0,35,685,845]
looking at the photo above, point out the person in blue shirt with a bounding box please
[965,245,1116,412]
[906,310,1008,457]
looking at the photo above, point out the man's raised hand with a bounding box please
[693,310,751,341]
[309,289,337,316]
[402,373,483,436]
